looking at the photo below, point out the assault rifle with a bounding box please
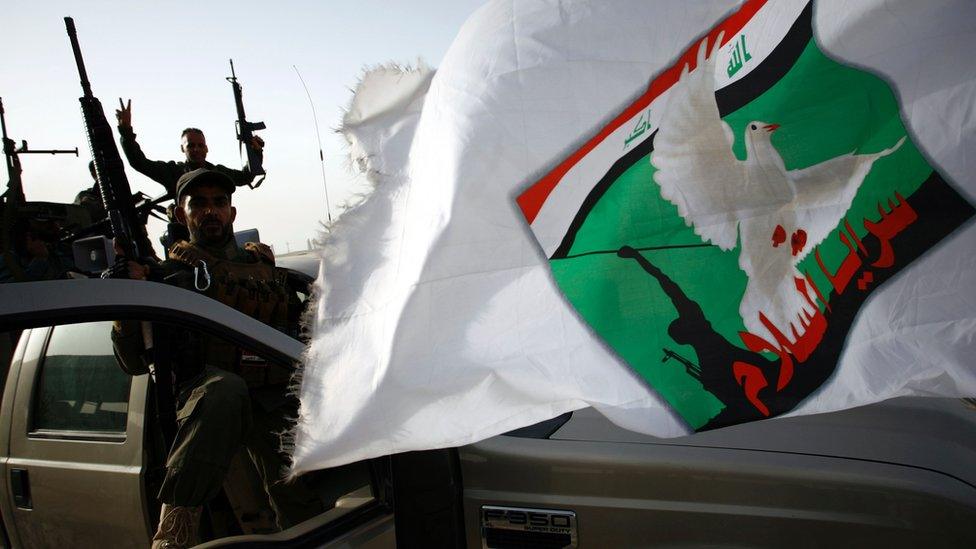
[227,59,266,188]
[65,17,154,265]
[661,347,702,381]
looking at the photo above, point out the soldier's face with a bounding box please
[176,184,236,245]
[181,131,209,164]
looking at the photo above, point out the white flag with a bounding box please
[291,0,976,473]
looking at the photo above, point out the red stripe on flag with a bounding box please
[517,0,768,225]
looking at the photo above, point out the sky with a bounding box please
[1,0,487,254]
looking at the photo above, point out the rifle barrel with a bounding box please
[64,17,93,98]
[19,148,79,156]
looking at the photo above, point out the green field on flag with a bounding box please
[551,39,935,428]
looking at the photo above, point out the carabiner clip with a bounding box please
[194,260,211,291]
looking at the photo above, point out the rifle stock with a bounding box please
[65,16,153,262]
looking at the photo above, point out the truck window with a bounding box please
[32,321,131,434]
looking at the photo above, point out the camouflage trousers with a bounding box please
[157,365,322,529]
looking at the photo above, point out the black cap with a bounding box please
[175,168,235,203]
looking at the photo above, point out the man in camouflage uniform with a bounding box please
[112,169,320,548]
[115,99,264,196]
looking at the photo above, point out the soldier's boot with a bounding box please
[151,504,202,549]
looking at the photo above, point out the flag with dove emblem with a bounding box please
[292,0,976,472]
[518,0,975,430]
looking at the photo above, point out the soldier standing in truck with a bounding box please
[115,99,264,196]
[112,169,320,547]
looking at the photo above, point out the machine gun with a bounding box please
[65,17,155,265]
[65,17,177,448]
[2,99,80,204]
[1,97,80,282]
[227,59,266,189]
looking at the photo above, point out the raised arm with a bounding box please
[115,98,182,194]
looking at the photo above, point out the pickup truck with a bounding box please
[0,253,974,547]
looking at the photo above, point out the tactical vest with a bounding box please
[168,241,293,387]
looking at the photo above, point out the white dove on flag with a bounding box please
[651,32,904,344]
